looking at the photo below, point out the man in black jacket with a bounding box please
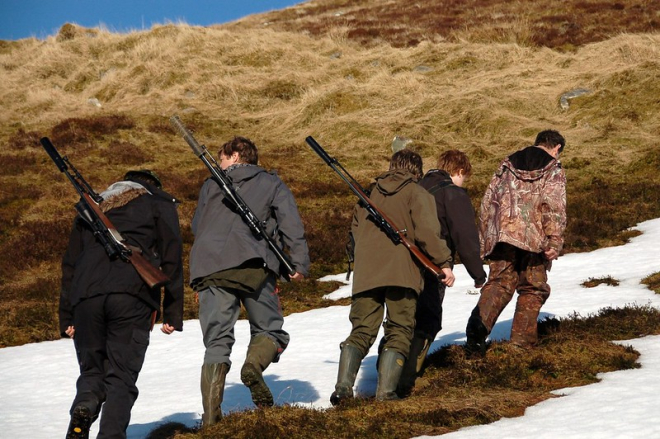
[396,150,486,397]
[61,169,184,439]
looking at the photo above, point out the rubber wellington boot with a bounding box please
[241,335,279,407]
[376,349,405,401]
[201,362,229,427]
[330,344,363,406]
[396,335,431,398]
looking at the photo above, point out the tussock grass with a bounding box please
[0,2,659,351]
[146,305,659,439]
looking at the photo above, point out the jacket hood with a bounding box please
[374,169,417,195]
[502,146,560,182]
[226,164,267,184]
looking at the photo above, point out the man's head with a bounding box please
[437,150,472,177]
[535,130,565,155]
[390,149,423,179]
[124,169,162,188]
[219,136,258,168]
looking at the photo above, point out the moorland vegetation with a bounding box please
[1,0,660,436]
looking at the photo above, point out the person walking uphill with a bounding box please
[396,149,487,397]
[331,149,455,406]
[189,136,310,426]
[466,130,567,354]
[61,170,184,439]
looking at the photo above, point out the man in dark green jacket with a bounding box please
[331,149,455,405]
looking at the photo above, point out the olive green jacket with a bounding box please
[351,169,452,296]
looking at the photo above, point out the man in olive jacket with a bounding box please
[331,149,455,405]
[61,170,184,439]
[466,129,567,354]
[190,136,310,426]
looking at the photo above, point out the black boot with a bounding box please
[330,344,363,406]
[465,316,489,357]
[201,362,229,427]
[241,335,279,407]
[376,349,405,401]
[396,336,431,398]
[66,405,92,439]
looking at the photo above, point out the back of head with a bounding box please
[390,149,423,179]
[219,136,258,165]
[124,169,162,188]
[436,150,472,177]
[534,130,565,153]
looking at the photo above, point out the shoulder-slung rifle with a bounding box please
[169,115,296,279]
[40,137,170,289]
[305,136,445,279]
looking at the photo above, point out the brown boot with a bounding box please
[510,294,544,348]
[201,362,229,427]
[241,335,279,407]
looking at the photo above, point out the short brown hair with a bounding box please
[389,149,423,179]
[219,136,258,165]
[436,150,472,177]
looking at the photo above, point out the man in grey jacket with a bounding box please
[189,136,310,426]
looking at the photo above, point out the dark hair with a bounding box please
[535,130,565,153]
[124,169,162,188]
[219,136,258,165]
[390,149,423,179]
[436,149,472,177]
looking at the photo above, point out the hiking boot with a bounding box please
[66,405,92,439]
[241,335,279,407]
[396,335,430,398]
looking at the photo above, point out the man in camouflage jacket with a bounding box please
[466,130,567,353]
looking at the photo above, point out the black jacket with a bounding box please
[419,169,487,286]
[59,180,184,336]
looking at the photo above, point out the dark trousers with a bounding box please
[71,293,152,439]
[414,271,447,340]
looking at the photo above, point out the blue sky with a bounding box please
[0,0,304,41]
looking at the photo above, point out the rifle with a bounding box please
[169,115,297,279]
[305,136,445,279]
[40,137,170,289]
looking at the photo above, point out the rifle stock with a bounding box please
[41,137,170,289]
[305,136,445,279]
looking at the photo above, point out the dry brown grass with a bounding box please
[0,2,659,349]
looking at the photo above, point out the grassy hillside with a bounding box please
[1,1,660,349]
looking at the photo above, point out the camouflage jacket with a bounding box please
[479,146,567,259]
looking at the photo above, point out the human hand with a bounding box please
[65,326,75,338]
[161,323,176,335]
[440,268,455,287]
[290,272,305,282]
[544,248,559,261]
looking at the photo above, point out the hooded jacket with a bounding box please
[59,180,184,335]
[189,164,310,283]
[351,169,452,295]
[420,169,487,286]
[479,146,567,259]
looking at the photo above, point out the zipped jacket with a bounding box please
[60,180,184,335]
[189,164,310,283]
[351,169,452,295]
[479,146,567,259]
[420,169,486,286]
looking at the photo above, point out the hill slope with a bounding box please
[1,0,660,347]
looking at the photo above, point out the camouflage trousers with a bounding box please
[467,243,551,348]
